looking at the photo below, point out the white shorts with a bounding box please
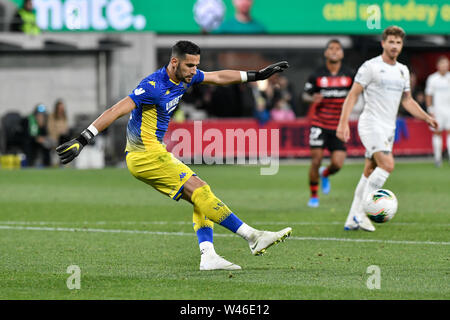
[435,111,450,131]
[358,122,395,159]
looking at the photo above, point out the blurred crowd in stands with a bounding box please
[1,99,70,167]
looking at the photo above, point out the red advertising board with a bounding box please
[163,118,435,159]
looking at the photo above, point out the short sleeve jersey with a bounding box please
[355,55,410,131]
[126,66,204,152]
[303,65,354,130]
[425,71,450,113]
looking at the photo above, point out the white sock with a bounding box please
[432,134,442,163]
[236,223,258,241]
[364,167,390,197]
[199,241,216,256]
[353,167,389,222]
[345,174,368,225]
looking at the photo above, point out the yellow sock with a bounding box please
[193,208,214,232]
[191,184,233,224]
[193,207,214,245]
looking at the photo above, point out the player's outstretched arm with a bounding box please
[56,96,136,164]
[336,82,364,142]
[202,61,289,85]
[401,91,438,130]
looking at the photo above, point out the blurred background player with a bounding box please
[337,26,438,232]
[425,56,450,167]
[302,39,354,208]
[56,40,291,271]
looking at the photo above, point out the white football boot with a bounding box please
[354,211,375,232]
[248,227,292,256]
[200,252,241,271]
[344,210,359,230]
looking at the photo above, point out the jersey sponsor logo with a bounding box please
[317,76,352,88]
[380,78,404,92]
[166,94,183,113]
[134,88,145,95]
[320,89,349,98]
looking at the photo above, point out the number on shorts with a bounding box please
[309,127,323,146]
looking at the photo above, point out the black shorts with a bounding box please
[309,126,346,152]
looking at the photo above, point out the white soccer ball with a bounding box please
[193,0,225,32]
[363,189,398,223]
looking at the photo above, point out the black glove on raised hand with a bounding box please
[56,128,95,164]
[247,61,289,82]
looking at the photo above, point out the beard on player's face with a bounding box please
[381,44,401,61]
[172,63,188,83]
[174,58,197,83]
[382,37,403,61]
[328,56,342,64]
[387,48,400,60]
[325,54,343,64]
[175,65,185,82]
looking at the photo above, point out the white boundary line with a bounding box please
[0,225,448,246]
[0,220,448,227]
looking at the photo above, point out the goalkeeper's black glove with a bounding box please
[56,128,95,164]
[247,61,289,82]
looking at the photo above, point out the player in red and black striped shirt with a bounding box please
[303,39,354,207]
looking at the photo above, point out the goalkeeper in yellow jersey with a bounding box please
[56,40,291,270]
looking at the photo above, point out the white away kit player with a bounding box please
[336,26,438,232]
[425,56,450,167]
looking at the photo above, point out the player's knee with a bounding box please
[379,162,394,173]
[183,176,207,202]
[386,163,395,173]
[191,176,207,189]
[190,183,212,204]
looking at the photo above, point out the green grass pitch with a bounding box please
[0,161,449,299]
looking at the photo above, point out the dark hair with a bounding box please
[171,40,201,59]
[382,25,406,41]
[326,39,342,49]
